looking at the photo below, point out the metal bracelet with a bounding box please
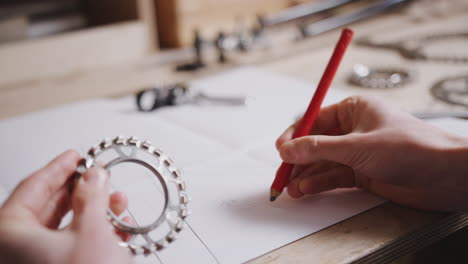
[75,135,189,256]
[348,64,412,89]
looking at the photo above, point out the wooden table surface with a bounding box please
[1,5,467,264]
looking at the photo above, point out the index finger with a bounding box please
[276,102,342,150]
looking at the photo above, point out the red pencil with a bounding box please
[270,28,354,202]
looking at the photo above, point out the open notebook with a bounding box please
[8,67,457,263]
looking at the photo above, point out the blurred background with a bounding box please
[0,0,467,118]
[1,1,468,263]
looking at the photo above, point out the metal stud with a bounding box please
[180,192,190,204]
[113,135,126,145]
[166,232,177,243]
[177,181,186,191]
[174,220,184,232]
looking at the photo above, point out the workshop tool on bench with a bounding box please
[348,64,412,89]
[258,0,354,28]
[136,83,247,112]
[300,0,409,37]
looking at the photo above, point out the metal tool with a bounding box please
[136,83,247,112]
[175,30,206,71]
[431,74,468,108]
[413,111,468,120]
[349,64,412,88]
[258,0,354,28]
[301,0,409,37]
[74,136,189,255]
[357,32,468,63]
[215,32,228,63]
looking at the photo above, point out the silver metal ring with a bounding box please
[349,64,412,89]
[75,135,189,256]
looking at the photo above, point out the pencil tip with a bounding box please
[270,188,281,202]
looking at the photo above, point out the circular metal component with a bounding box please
[75,135,189,255]
[349,64,412,89]
[431,75,468,108]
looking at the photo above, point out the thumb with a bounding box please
[71,167,110,229]
[279,134,360,166]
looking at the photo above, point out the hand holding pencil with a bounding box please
[270,28,354,202]
[271,28,468,212]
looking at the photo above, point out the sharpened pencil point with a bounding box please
[270,188,281,202]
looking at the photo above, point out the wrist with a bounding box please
[437,133,468,186]
[430,134,468,212]
[446,134,468,155]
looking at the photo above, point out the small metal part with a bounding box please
[348,64,412,89]
[189,92,247,106]
[136,83,246,111]
[431,74,468,108]
[193,29,204,66]
[234,20,254,52]
[412,111,468,120]
[301,0,408,38]
[74,136,189,255]
[175,30,206,72]
[135,83,188,112]
[215,32,227,63]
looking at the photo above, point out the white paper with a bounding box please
[0,67,389,263]
[0,185,9,206]
[427,117,468,137]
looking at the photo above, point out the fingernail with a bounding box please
[298,180,308,196]
[86,167,108,188]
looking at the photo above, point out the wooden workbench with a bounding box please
[0,6,467,264]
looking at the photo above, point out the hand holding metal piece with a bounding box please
[136,83,247,112]
[349,64,412,89]
[74,136,189,255]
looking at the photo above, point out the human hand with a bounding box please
[0,150,134,264]
[276,96,468,212]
